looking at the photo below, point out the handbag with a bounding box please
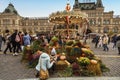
[39,59,49,80]
[39,69,49,80]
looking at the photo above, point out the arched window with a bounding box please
[113,27,118,33]
[3,19,10,25]
[93,19,96,25]
[89,19,93,25]
[12,20,15,25]
[98,28,101,33]
[34,21,38,25]
[98,18,101,25]
[103,27,109,33]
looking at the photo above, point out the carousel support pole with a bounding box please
[65,0,71,39]
[67,23,69,38]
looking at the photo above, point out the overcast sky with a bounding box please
[0,0,120,17]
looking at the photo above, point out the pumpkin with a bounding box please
[90,60,97,64]
[74,46,79,48]
[81,53,86,57]
[60,55,66,60]
[65,60,70,66]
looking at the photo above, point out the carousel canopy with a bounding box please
[49,10,88,24]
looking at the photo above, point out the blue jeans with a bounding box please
[103,44,109,51]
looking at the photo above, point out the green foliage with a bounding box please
[100,63,110,72]
[21,47,27,62]
[66,40,74,46]
[57,66,73,77]
[31,40,42,53]
[71,47,81,56]
[80,70,96,76]
[77,57,90,66]
[65,46,72,56]
[51,36,59,42]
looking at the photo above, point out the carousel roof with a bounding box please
[49,10,88,24]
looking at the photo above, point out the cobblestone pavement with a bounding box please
[90,42,120,77]
[0,42,120,80]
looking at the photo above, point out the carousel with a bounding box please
[49,1,89,39]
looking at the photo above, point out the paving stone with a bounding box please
[17,77,120,80]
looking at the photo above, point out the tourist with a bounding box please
[0,33,3,51]
[116,34,120,55]
[98,36,103,48]
[35,51,55,78]
[11,30,21,56]
[103,34,109,51]
[112,34,117,49]
[94,35,99,48]
[3,33,12,54]
[23,32,31,46]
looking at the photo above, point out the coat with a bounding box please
[23,35,31,46]
[36,53,54,71]
[116,36,120,47]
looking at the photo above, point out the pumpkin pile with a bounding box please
[21,36,109,76]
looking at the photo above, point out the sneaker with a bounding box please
[15,53,18,56]
[13,53,18,56]
[13,53,16,56]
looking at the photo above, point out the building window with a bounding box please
[98,12,101,17]
[103,20,110,25]
[89,19,92,25]
[3,19,10,25]
[34,21,38,25]
[12,20,15,25]
[113,27,118,33]
[103,27,109,33]
[22,22,26,26]
[115,21,119,24]
[107,20,110,24]
[90,19,96,25]
[103,20,105,24]
[98,28,101,33]
[28,22,32,26]
[98,18,101,25]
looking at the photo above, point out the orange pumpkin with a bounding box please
[60,55,66,60]
[81,53,86,57]
[90,60,97,64]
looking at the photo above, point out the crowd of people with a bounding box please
[93,33,120,55]
[0,30,31,56]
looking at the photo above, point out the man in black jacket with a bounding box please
[11,30,20,56]
[116,34,120,55]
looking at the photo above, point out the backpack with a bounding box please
[15,34,20,42]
